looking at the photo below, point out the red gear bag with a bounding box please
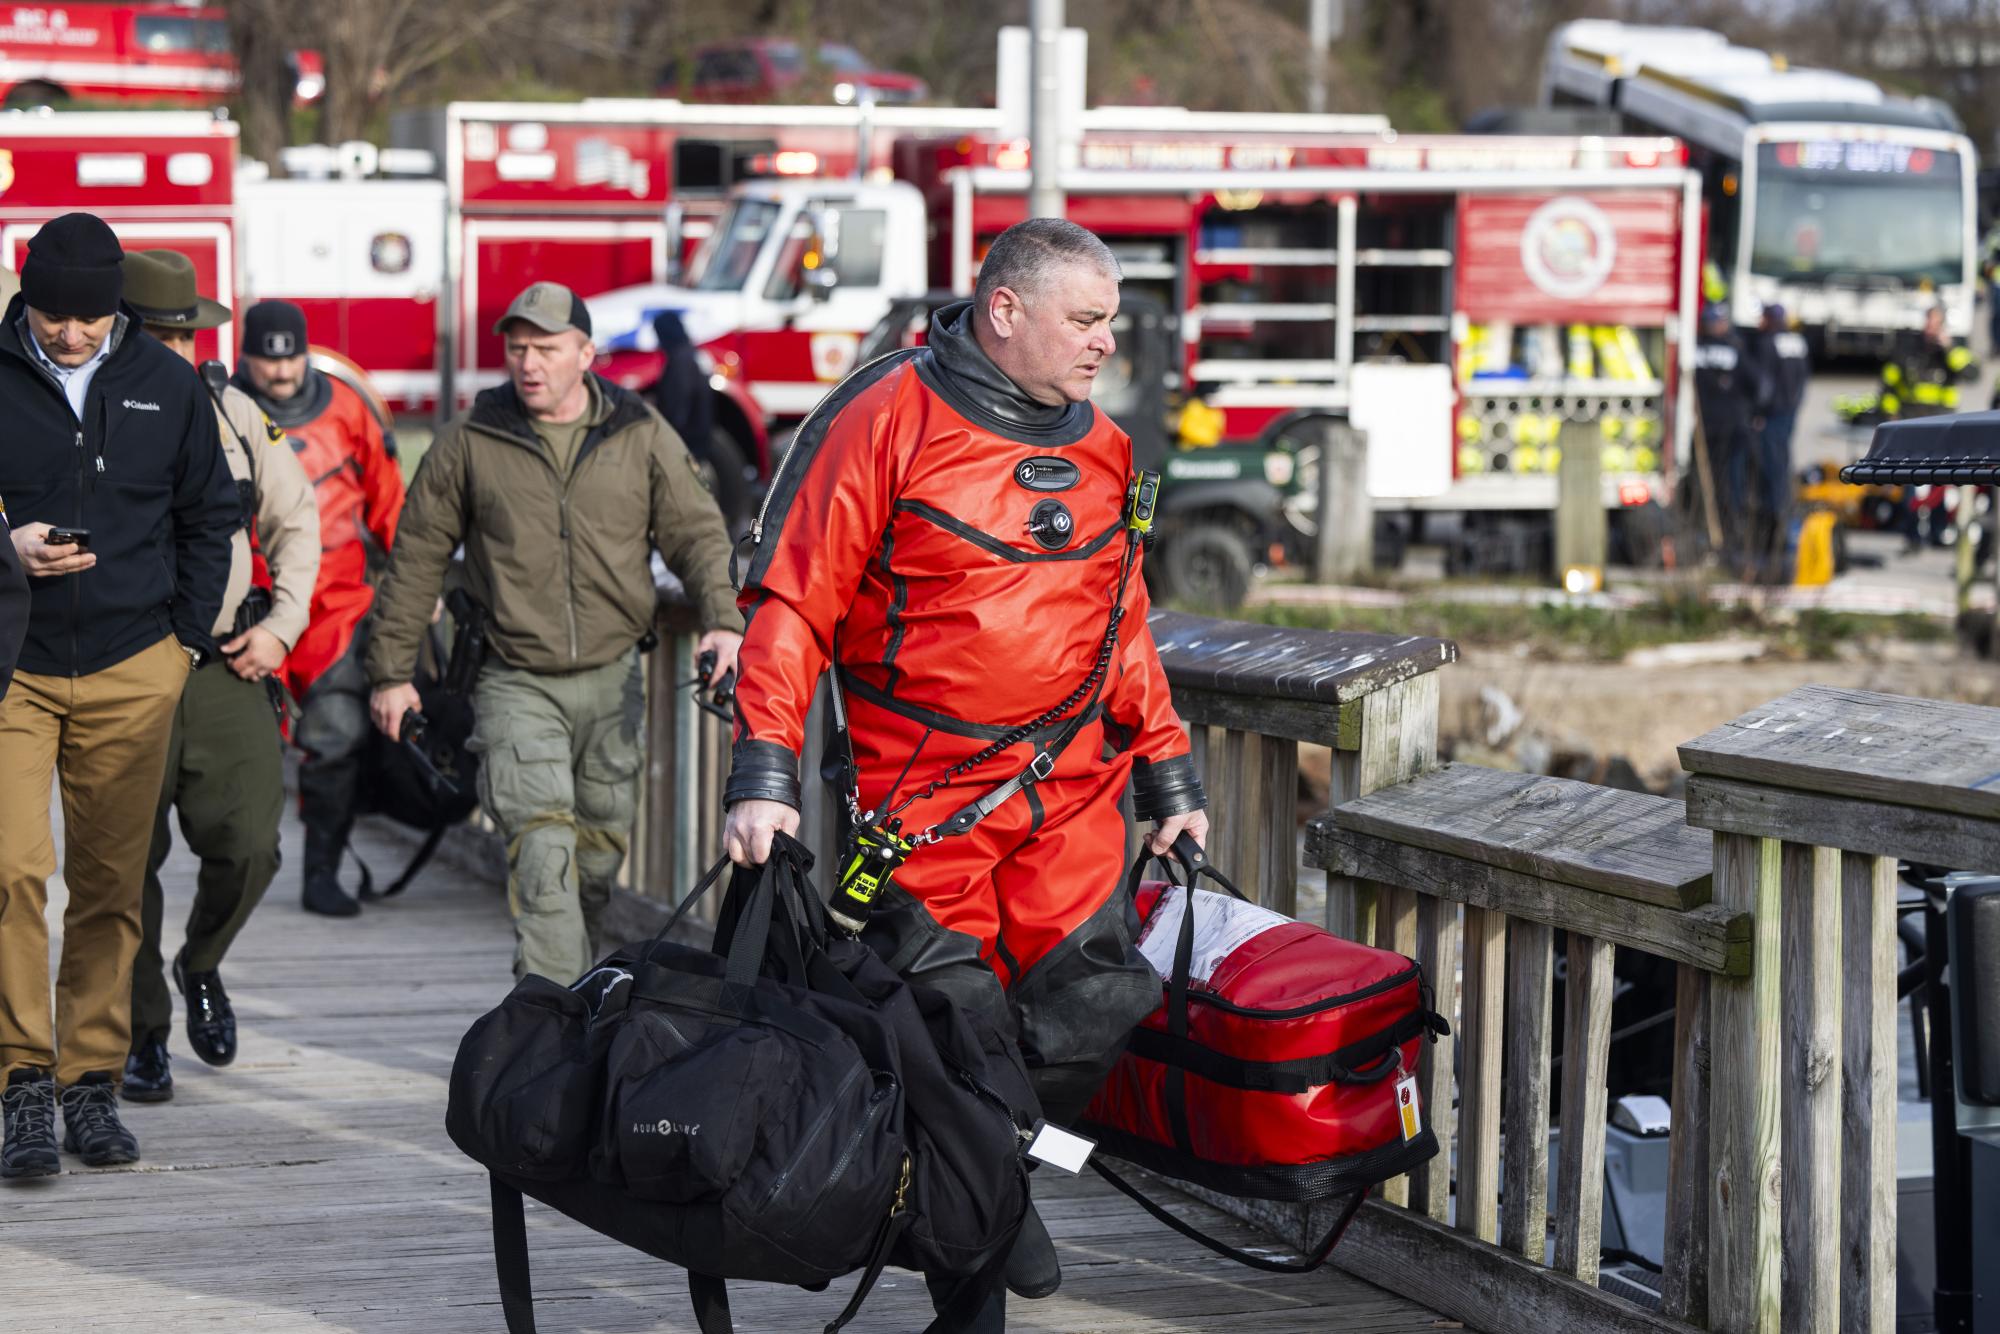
[1079,846,1446,1270]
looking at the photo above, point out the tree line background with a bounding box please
[224,0,2000,173]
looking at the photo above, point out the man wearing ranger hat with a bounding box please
[233,299,404,918]
[367,281,740,984]
[118,252,320,1102]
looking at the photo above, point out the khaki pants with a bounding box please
[132,663,285,1048]
[0,636,189,1085]
[470,651,643,983]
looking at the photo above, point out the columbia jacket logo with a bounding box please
[122,399,161,411]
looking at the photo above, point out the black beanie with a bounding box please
[243,300,309,358]
[21,212,124,319]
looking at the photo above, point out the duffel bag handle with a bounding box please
[644,854,735,954]
[1124,835,1257,1156]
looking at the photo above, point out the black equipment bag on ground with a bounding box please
[446,835,1040,1333]
[354,622,479,898]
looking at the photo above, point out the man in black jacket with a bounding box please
[0,214,237,1179]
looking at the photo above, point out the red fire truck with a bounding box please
[0,4,321,109]
[582,131,1698,552]
[0,109,237,363]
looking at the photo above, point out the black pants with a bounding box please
[295,624,372,838]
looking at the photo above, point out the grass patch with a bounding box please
[1223,597,1951,662]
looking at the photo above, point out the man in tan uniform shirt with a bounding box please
[115,250,320,1102]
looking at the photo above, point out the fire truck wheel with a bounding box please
[1155,520,1255,610]
[5,81,66,109]
[689,427,757,539]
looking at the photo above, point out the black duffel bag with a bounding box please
[446,835,1039,1333]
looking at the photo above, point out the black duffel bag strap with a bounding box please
[490,1175,538,1334]
[686,1273,736,1334]
[1089,1158,1365,1274]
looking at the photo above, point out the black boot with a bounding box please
[301,817,360,918]
[122,1038,174,1103]
[1003,1197,1061,1299]
[59,1073,140,1167]
[1,1068,58,1179]
[173,949,237,1067]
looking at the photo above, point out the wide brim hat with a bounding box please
[121,249,231,330]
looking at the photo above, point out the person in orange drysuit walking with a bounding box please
[722,218,1209,1326]
[232,300,405,917]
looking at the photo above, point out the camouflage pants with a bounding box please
[469,651,644,983]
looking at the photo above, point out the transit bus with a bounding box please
[1544,19,1977,356]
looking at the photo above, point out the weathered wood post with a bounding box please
[1554,417,1606,592]
[1680,686,2000,1334]
[1315,420,1373,584]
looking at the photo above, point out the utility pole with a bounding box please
[1307,0,1343,115]
[1029,0,1065,218]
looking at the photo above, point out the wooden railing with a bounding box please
[607,603,1992,1333]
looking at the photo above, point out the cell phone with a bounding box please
[45,527,91,549]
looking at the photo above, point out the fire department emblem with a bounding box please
[0,150,13,199]
[810,332,859,382]
[1520,196,1617,301]
[370,232,412,275]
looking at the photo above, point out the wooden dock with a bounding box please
[2,809,1462,1333]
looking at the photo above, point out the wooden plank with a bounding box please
[1313,823,1751,975]
[1709,832,1783,1334]
[1374,881,1419,1209]
[1334,763,1714,910]
[1410,894,1460,1222]
[1260,736,1300,917]
[1151,608,1456,707]
[1678,684,2000,822]
[1223,728,1268,897]
[1502,919,1556,1263]
[1172,687,1345,749]
[1553,932,1616,1282]
[1335,1192,1709,1334]
[640,639,679,901]
[1685,773,2000,870]
[1841,851,1898,1334]
[1323,746,1364,941]
[1781,843,1841,1333]
[1356,673,1440,794]
[1661,964,1712,1326]
[1456,906,1506,1245]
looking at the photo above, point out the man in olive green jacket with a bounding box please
[366,282,740,982]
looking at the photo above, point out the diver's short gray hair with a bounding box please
[973,217,1121,313]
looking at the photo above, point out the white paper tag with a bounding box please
[1393,1072,1422,1143]
[1024,1120,1096,1174]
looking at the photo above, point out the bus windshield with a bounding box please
[1748,140,1964,287]
[684,198,782,292]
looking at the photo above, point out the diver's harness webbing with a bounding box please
[828,521,1139,848]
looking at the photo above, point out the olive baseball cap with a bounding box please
[494,281,592,337]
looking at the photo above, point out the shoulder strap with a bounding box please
[1089,1159,1364,1274]
[489,1176,539,1333]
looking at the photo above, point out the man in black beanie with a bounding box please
[0,213,238,1179]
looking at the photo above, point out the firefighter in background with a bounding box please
[723,219,1209,1326]
[1839,302,1978,424]
[1694,302,1764,576]
[119,253,319,1100]
[1750,303,1811,580]
[232,300,405,918]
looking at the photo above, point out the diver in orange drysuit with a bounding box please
[724,220,1210,1322]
